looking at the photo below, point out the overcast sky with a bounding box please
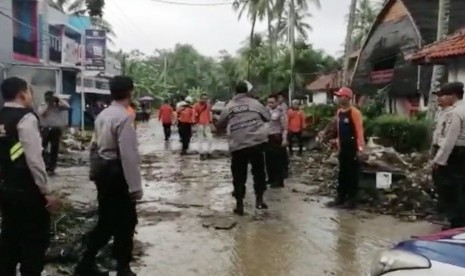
[104,0,353,58]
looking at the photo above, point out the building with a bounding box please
[409,27,465,84]
[350,0,465,115]
[306,71,342,105]
[0,0,120,127]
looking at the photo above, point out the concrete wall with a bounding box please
[312,92,327,105]
[0,0,14,64]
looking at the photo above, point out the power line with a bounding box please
[149,0,234,6]
[0,10,61,41]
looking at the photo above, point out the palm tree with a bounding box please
[342,0,357,85]
[351,0,380,50]
[233,0,266,79]
[274,8,312,42]
[47,0,115,41]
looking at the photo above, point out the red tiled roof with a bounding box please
[410,27,465,62]
[306,71,342,91]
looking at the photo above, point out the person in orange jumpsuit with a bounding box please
[159,100,174,142]
[177,97,195,155]
[287,99,307,156]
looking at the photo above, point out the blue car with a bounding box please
[370,227,465,275]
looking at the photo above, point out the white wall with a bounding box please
[312,91,328,105]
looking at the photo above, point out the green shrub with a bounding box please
[365,115,430,153]
[303,104,337,119]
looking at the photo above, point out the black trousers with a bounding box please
[288,131,303,155]
[265,135,286,186]
[41,127,62,172]
[0,189,50,276]
[433,147,465,228]
[231,144,267,199]
[338,141,359,203]
[83,161,137,268]
[178,122,192,152]
[163,123,172,141]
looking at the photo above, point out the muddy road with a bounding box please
[48,120,440,276]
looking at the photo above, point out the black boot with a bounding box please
[75,257,109,276]
[234,198,244,216]
[256,194,268,209]
[117,266,137,276]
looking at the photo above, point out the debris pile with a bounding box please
[299,138,436,220]
[60,128,92,152]
[46,204,147,274]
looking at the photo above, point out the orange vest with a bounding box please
[159,104,174,124]
[336,106,365,151]
[178,106,194,123]
[288,109,306,133]
[193,102,212,125]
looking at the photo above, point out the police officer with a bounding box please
[75,76,143,276]
[38,91,70,176]
[431,88,455,220]
[217,81,270,215]
[265,94,288,188]
[432,82,465,229]
[0,77,60,276]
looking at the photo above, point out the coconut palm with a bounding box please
[274,8,312,42]
[351,0,380,50]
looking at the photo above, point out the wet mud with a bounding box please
[46,120,440,276]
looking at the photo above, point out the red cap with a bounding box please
[335,87,353,98]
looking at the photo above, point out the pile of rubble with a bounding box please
[60,128,92,152]
[300,138,436,220]
[46,205,146,274]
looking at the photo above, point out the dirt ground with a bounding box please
[46,120,440,276]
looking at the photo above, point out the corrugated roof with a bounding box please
[409,27,465,62]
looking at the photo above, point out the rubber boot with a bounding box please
[234,198,244,216]
[75,256,109,276]
[256,194,268,210]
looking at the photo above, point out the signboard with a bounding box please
[376,172,392,189]
[84,29,106,71]
[62,36,79,66]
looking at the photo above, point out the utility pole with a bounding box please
[288,0,295,103]
[427,0,450,120]
[342,0,357,86]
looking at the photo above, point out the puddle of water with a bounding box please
[48,120,441,276]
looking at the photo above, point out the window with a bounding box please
[372,55,396,71]
[12,0,38,57]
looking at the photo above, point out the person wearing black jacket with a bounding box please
[0,77,60,276]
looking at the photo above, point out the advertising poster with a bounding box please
[85,29,106,71]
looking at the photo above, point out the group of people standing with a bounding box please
[158,93,214,159]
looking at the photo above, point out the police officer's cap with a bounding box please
[434,82,464,96]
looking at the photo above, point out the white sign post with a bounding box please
[376,172,392,189]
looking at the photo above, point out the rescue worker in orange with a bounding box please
[177,96,195,155]
[193,93,213,160]
[159,100,174,142]
[328,87,365,209]
[287,99,307,156]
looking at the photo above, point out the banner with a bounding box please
[84,29,106,71]
[62,36,79,66]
